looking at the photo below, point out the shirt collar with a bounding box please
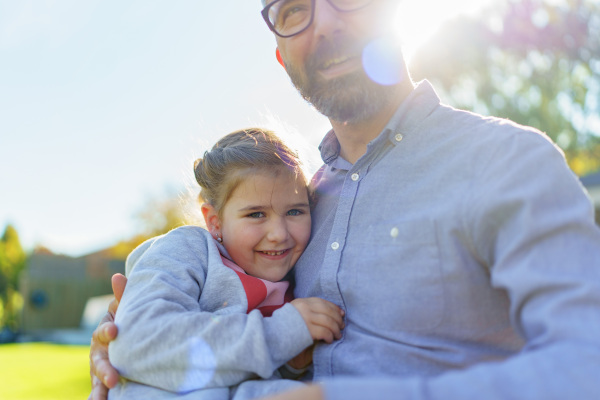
[317,80,441,166]
[318,128,341,165]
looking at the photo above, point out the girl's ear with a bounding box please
[201,203,221,236]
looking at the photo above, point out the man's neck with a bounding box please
[330,82,414,164]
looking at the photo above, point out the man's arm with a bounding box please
[88,273,127,400]
[261,384,324,400]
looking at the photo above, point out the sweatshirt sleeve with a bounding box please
[322,130,600,399]
[108,226,312,394]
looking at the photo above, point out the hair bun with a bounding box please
[193,158,204,185]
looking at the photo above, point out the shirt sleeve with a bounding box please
[322,130,600,399]
[108,226,312,394]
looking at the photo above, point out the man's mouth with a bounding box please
[315,53,361,80]
[322,55,352,70]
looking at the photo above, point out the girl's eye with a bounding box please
[247,212,265,218]
[287,209,304,216]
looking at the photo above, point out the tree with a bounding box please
[0,225,27,330]
[108,189,199,260]
[411,0,600,176]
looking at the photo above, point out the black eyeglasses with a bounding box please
[261,0,372,38]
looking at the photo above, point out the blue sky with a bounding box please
[0,0,495,256]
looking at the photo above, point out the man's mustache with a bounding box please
[304,36,367,72]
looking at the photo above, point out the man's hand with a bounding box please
[287,343,314,370]
[290,297,345,343]
[88,273,127,400]
[261,384,324,400]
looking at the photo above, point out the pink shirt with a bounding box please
[220,256,293,317]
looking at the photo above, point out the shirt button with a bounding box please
[331,242,340,250]
[390,227,399,238]
[395,133,404,142]
[351,173,359,181]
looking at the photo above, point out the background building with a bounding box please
[19,249,124,333]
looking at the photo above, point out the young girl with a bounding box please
[108,128,344,400]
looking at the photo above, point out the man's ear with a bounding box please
[201,203,221,236]
[276,48,286,70]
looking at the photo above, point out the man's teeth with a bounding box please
[262,250,286,256]
[323,56,349,69]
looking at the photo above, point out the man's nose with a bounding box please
[312,0,348,39]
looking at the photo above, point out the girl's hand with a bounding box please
[290,297,345,343]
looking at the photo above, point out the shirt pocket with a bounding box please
[340,217,445,332]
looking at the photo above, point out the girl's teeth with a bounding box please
[264,250,285,256]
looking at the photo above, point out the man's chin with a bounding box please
[304,74,393,123]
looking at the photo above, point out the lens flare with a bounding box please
[362,36,405,86]
[179,337,217,392]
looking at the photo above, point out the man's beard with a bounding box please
[285,36,397,124]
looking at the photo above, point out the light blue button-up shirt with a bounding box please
[294,81,600,399]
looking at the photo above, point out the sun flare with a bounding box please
[393,0,500,61]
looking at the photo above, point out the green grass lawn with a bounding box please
[0,343,91,400]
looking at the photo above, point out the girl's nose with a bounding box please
[266,218,289,243]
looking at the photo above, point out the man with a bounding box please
[89,1,600,399]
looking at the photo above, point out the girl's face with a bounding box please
[207,168,311,282]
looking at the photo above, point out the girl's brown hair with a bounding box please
[194,128,307,216]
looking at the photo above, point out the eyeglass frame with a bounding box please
[261,0,372,38]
